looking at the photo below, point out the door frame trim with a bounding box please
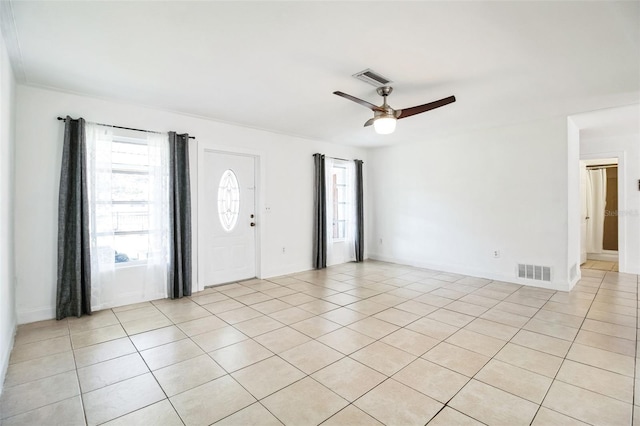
[196,141,264,292]
[579,150,626,272]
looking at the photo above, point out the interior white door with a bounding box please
[201,151,256,286]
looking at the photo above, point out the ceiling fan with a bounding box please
[333,86,456,135]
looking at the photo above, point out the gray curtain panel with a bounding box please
[56,116,92,320]
[354,159,364,262]
[168,132,192,298]
[313,153,327,269]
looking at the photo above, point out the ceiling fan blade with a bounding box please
[364,118,375,127]
[334,91,384,112]
[397,96,456,120]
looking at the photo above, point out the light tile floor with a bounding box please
[583,259,619,272]
[1,261,639,425]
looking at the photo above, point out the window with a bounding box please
[86,123,170,308]
[217,169,240,232]
[324,157,356,265]
[97,135,153,264]
[331,164,348,240]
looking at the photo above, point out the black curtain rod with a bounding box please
[57,117,195,139]
[313,154,364,163]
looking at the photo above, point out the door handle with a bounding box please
[250,222,256,227]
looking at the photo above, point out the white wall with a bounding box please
[0,30,17,395]
[580,126,640,274]
[368,117,573,290]
[14,85,367,323]
[566,118,581,288]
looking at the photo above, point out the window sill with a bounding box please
[115,260,148,269]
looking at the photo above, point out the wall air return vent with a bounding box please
[352,68,393,87]
[518,264,551,282]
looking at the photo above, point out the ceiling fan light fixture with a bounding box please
[333,86,455,135]
[373,116,396,135]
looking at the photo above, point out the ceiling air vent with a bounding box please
[518,264,551,282]
[352,68,393,87]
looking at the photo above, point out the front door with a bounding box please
[201,151,256,286]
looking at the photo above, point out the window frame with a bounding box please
[109,134,153,267]
[331,163,349,242]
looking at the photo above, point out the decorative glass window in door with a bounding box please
[218,169,240,231]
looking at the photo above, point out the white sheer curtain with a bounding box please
[325,158,356,266]
[325,157,336,265]
[85,124,170,310]
[85,123,115,310]
[586,169,607,254]
[145,132,170,300]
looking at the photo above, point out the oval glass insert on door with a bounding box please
[217,169,240,232]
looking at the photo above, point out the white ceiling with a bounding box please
[3,1,639,147]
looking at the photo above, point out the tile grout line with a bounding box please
[431,285,554,424]
[328,276,515,425]
[535,270,635,418]
[184,266,624,422]
[4,263,638,425]
[226,270,452,425]
[128,275,533,424]
[525,273,599,424]
[68,317,91,426]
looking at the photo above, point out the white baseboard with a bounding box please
[17,306,56,325]
[368,253,572,292]
[18,290,171,325]
[261,262,314,280]
[0,319,17,397]
[94,291,168,312]
[587,252,619,262]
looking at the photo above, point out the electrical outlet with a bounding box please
[492,250,500,258]
[282,247,286,254]
[379,238,383,245]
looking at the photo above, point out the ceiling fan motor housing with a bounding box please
[376,86,393,97]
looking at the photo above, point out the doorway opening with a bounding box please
[580,157,619,271]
